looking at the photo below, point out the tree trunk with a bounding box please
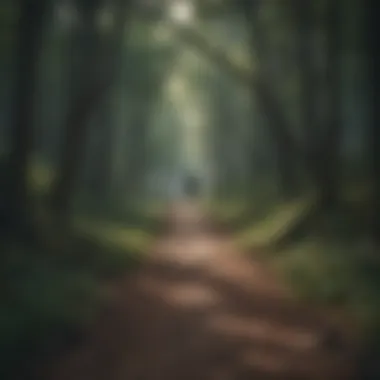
[253,80,300,198]
[174,24,302,159]
[367,0,380,241]
[50,1,102,219]
[245,0,300,199]
[124,105,150,199]
[3,0,49,234]
[294,0,318,181]
[50,80,111,217]
[50,0,130,220]
[92,0,130,201]
[315,0,342,209]
[85,105,112,202]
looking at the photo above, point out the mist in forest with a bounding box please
[0,0,378,379]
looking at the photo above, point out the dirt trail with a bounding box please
[47,202,359,380]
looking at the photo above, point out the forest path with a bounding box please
[47,201,358,380]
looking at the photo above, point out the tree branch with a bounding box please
[171,24,303,157]
[173,24,255,83]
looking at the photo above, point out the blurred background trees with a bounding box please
[0,0,378,378]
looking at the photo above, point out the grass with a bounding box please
[73,216,153,270]
[226,186,380,377]
[271,237,380,325]
[227,182,380,338]
[235,195,316,249]
[206,191,280,232]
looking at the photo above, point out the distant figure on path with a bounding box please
[184,175,200,198]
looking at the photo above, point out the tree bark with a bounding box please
[3,0,49,233]
[294,0,318,169]
[50,79,112,217]
[246,0,300,198]
[367,0,380,240]
[50,0,130,220]
[92,0,131,201]
[124,104,150,198]
[315,0,342,209]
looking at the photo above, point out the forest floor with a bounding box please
[45,201,360,380]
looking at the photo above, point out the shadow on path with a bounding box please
[47,202,359,380]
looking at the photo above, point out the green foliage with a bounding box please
[274,239,356,303]
[233,189,378,334]
[235,196,316,248]
[207,197,275,233]
[271,236,380,332]
[0,242,97,376]
[228,177,378,334]
[0,214,152,378]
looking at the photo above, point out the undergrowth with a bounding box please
[229,184,380,377]
[0,217,152,379]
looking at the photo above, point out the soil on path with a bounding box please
[47,202,359,380]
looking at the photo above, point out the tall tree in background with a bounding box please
[50,0,130,220]
[3,0,49,231]
[241,0,301,199]
[293,0,342,208]
[49,0,104,219]
[122,47,169,200]
[314,0,342,209]
[294,0,316,184]
[85,0,131,202]
[367,0,380,240]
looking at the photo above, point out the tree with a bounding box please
[83,0,132,202]
[294,0,316,176]
[367,0,380,240]
[237,0,301,198]
[49,0,131,221]
[2,0,50,234]
[172,18,305,199]
[315,0,342,209]
[122,46,170,201]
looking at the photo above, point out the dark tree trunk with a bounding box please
[91,106,114,200]
[367,0,380,241]
[2,0,49,234]
[50,1,102,219]
[316,0,342,209]
[294,0,319,183]
[50,0,131,220]
[253,80,300,198]
[245,0,300,199]
[124,105,150,198]
[50,80,111,218]
[93,0,131,201]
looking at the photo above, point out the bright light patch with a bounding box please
[167,75,187,98]
[168,1,194,24]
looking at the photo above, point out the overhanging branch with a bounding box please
[170,24,304,158]
[172,24,255,83]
